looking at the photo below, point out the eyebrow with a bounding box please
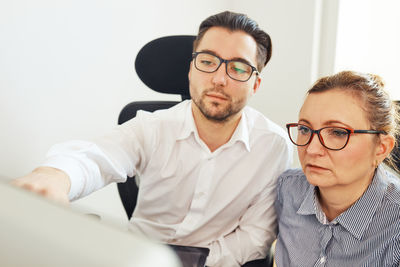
[298,119,353,128]
[199,49,253,66]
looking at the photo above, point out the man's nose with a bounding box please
[211,63,228,86]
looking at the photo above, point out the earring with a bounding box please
[374,160,379,169]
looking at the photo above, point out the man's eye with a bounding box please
[230,62,249,74]
[200,60,213,66]
[232,67,246,74]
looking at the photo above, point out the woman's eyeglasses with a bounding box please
[286,123,386,151]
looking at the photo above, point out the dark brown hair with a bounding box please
[193,11,272,72]
[308,70,400,172]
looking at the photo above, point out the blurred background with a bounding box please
[1,0,399,226]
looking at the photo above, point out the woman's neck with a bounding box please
[317,170,375,221]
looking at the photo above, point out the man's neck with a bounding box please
[191,104,243,152]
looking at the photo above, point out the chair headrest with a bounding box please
[135,35,196,100]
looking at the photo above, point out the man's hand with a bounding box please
[11,166,71,204]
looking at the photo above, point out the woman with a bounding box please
[275,71,400,266]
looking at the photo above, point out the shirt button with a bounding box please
[195,192,205,199]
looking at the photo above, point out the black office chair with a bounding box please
[116,35,273,267]
[116,35,194,220]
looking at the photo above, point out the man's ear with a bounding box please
[375,134,395,164]
[188,61,193,81]
[252,76,261,95]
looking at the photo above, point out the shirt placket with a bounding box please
[314,224,334,267]
[174,153,215,238]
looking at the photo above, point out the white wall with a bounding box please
[335,0,400,100]
[231,0,322,130]
[0,0,337,225]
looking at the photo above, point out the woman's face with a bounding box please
[298,88,379,190]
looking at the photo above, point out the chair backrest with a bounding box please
[117,35,195,220]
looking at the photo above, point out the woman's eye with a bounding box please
[298,126,311,135]
[330,128,348,138]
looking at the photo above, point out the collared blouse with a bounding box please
[275,166,400,267]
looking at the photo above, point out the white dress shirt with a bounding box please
[43,100,292,267]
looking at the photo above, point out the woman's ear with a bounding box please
[376,134,395,164]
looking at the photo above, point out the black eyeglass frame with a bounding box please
[192,52,259,82]
[286,123,387,151]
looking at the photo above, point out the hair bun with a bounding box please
[368,73,385,88]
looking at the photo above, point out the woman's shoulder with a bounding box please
[277,168,310,196]
[382,169,400,208]
[278,168,307,184]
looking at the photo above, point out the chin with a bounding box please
[305,171,335,188]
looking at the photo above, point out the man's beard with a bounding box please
[192,88,245,123]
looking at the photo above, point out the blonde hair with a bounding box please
[308,70,400,172]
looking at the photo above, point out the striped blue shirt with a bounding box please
[275,166,400,267]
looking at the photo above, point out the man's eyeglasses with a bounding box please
[286,123,386,151]
[192,52,259,82]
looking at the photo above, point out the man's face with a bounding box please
[188,27,261,123]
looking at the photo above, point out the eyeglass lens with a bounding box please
[288,125,349,150]
[194,53,254,81]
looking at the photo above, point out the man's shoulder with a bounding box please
[123,100,190,140]
[243,106,290,144]
[135,100,189,124]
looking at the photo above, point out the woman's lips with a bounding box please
[306,164,330,172]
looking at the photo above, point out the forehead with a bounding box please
[300,89,369,128]
[196,26,258,65]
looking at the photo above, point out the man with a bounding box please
[13,11,292,267]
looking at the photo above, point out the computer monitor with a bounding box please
[0,181,181,267]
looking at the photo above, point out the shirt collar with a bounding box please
[297,183,316,216]
[297,166,388,240]
[336,166,387,240]
[177,101,251,152]
[227,111,250,151]
[176,101,197,141]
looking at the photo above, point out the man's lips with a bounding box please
[206,92,228,101]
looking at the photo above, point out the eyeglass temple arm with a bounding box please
[353,130,387,134]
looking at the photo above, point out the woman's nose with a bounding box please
[305,133,326,155]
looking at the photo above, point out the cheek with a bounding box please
[230,84,253,100]
[297,147,307,168]
[189,71,205,92]
[331,144,374,177]
[331,150,354,170]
